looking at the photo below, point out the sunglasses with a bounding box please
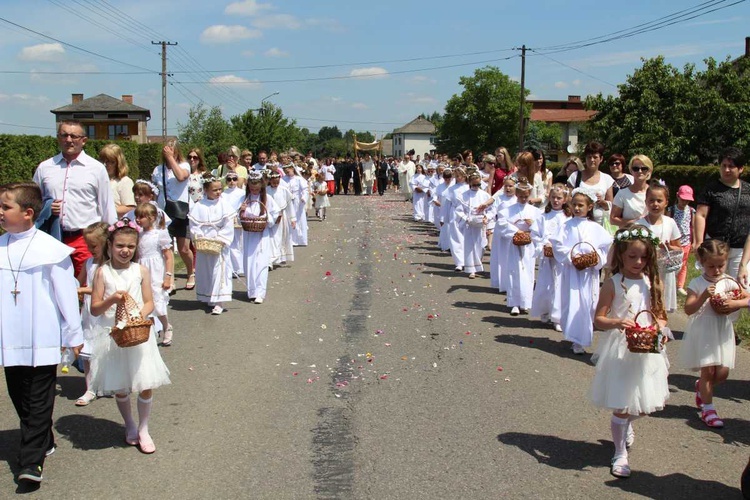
[188,155,199,160]
[58,133,84,140]
[470,184,481,188]
[226,177,238,181]
[631,166,650,173]
[610,161,622,166]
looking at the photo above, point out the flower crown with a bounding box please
[135,179,159,197]
[247,170,264,181]
[615,227,660,246]
[108,218,142,233]
[571,187,597,203]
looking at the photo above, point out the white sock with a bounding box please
[137,396,153,438]
[116,394,137,438]
[703,403,715,412]
[610,416,629,461]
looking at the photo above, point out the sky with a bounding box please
[0,0,747,139]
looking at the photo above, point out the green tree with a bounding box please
[177,104,237,167]
[438,66,528,154]
[317,126,342,141]
[583,55,750,165]
[524,121,562,151]
[229,103,301,154]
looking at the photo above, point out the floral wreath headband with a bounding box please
[135,179,159,197]
[108,217,142,234]
[615,227,660,246]
[571,187,597,203]
[247,171,264,181]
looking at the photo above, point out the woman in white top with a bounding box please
[567,141,614,226]
[100,144,136,217]
[531,148,553,208]
[611,155,652,228]
[512,152,546,208]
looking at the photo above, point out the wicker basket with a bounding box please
[233,216,242,229]
[571,241,599,270]
[624,310,662,354]
[543,245,554,258]
[512,231,531,246]
[110,292,152,348]
[658,245,683,274]
[709,276,743,315]
[194,237,225,256]
[240,201,268,232]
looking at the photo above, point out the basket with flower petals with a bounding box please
[110,292,152,348]
[624,310,663,354]
[709,276,743,315]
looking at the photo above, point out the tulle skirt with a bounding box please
[589,329,670,415]
[680,315,736,371]
[89,326,171,394]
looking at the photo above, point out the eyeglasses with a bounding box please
[188,155,199,160]
[631,166,650,173]
[58,133,84,140]
[610,161,622,166]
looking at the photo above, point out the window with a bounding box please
[429,135,436,144]
[84,125,95,139]
[108,113,128,119]
[108,124,129,139]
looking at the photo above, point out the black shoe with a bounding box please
[17,465,43,483]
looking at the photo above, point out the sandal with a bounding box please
[695,380,703,408]
[185,273,196,290]
[162,325,173,346]
[701,409,724,428]
[138,433,156,454]
[75,390,97,407]
[610,458,631,478]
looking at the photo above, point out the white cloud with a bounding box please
[225,0,273,16]
[251,14,301,29]
[554,81,568,89]
[242,50,255,58]
[264,47,289,58]
[200,25,262,44]
[572,79,582,87]
[305,18,346,32]
[18,43,65,62]
[685,16,742,27]
[349,67,389,79]
[410,75,437,84]
[351,102,368,110]
[570,41,742,69]
[409,96,437,104]
[209,75,261,89]
[0,93,50,105]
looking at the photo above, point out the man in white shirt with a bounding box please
[398,154,416,202]
[320,158,336,196]
[33,121,117,275]
[252,151,269,171]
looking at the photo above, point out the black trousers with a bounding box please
[353,171,362,195]
[377,177,387,195]
[340,168,352,194]
[5,365,57,468]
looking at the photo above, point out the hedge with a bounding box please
[0,134,167,185]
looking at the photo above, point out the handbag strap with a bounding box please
[729,181,742,237]
[161,164,169,203]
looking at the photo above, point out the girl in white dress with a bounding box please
[682,239,749,428]
[134,203,174,344]
[411,164,428,222]
[223,173,246,277]
[434,168,453,251]
[74,222,109,406]
[313,172,331,220]
[425,165,440,224]
[455,173,492,278]
[589,225,670,479]
[189,178,235,315]
[446,167,469,271]
[90,220,171,454]
[531,184,570,330]
[495,180,542,314]
[282,164,309,247]
[267,171,296,267]
[636,181,682,312]
[241,171,280,304]
[484,177,517,291]
[549,188,613,354]
[126,180,171,229]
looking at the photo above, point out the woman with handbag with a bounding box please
[151,142,195,290]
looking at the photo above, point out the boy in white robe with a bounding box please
[0,182,83,485]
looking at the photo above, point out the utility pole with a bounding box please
[151,41,178,141]
[517,44,527,153]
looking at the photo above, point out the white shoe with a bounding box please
[211,305,224,315]
[510,307,520,316]
[572,343,585,355]
[554,324,563,332]
[520,308,529,315]
[677,288,687,296]
[254,298,264,304]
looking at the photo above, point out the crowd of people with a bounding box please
[2,119,750,491]
[402,141,750,483]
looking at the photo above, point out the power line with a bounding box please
[529,49,618,88]
[0,16,158,73]
[174,55,519,85]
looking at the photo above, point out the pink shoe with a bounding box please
[138,433,156,454]
[701,409,724,428]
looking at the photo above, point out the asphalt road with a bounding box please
[0,191,748,499]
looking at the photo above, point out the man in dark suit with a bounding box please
[375,155,390,195]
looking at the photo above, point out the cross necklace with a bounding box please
[6,231,37,305]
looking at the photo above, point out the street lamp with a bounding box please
[257,91,280,116]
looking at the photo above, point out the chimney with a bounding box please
[122,94,133,104]
[72,93,83,104]
[568,95,581,103]
[746,36,750,57]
